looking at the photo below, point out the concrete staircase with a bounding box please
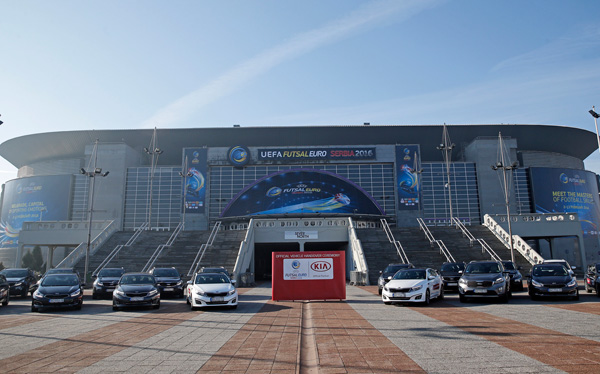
[358,224,533,285]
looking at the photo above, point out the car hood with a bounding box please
[532,275,572,284]
[462,273,503,282]
[193,283,234,293]
[385,279,425,289]
[38,285,80,294]
[440,271,461,277]
[119,284,156,292]
[98,277,121,282]
[155,276,181,282]
[6,277,27,283]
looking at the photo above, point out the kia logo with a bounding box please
[310,261,331,272]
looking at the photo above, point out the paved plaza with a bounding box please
[0,284,599,373]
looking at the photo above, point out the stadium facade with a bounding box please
[1,124,599,269]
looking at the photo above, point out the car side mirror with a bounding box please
[231,279,237,285]
[572,266,577,270]
[186,280,192,285]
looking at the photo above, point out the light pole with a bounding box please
[491,132,517,263]
[80,140,109,285]
[178,156,192,229]
[437,124,455,225]
[144,128,163,230]
[590,106,600,156]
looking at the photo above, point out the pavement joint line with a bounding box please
[299,301,319,374]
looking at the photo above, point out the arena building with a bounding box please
[0,124,599,276]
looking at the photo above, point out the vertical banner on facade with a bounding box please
[272,251,346,301]
[182,148,207,214]
[395,145,421,210]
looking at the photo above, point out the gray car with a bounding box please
[458,261,511,303]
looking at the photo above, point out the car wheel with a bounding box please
[459,294,467,303]
[31,302,38,313]
[423,290,430,306]
[573,290,580,301]
[378,287,382,296]
[438,287,444,300]
[153,301,160,310]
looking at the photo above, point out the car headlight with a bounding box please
[458,278,467,285]
[33,289,44,298]
[410,285,423,292]
[176,280,183,286]
[227,289,236,296]
[70,289,81,297]
[195,289,206,296]
[567,278,577,287]
[114,289,125,297]
[531,279,542,287]
[493,277,504,285]
[96,281,103,286]
[148,289,158,296]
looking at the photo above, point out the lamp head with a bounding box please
[590,109,600,119]
[80,168,87,175]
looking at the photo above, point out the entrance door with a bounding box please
[254,242,299,281]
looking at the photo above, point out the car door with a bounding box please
[428,269,442,297]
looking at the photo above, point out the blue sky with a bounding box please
[1,0,599,186]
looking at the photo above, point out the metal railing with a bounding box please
[142,221,184,272]
[435,240,456,263]
[451,217,476,247]
[348,218,369,285]
[232,220,255,286]
[477,239,502,262]
[483,214,544,265]
[92,222,148,276]
[417,217,436,248]
[380,218,409,264]
[187,221,222,276]
[55,220,117,269]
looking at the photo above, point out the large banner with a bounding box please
[220,168,384,217]
[258,147,376,161]
[182,148,207,214]
[530,167,600,236]
[0,175,72,248]
[395,145,421,210]
[272,251,346,301]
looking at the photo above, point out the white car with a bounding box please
[381,268,444,305]
[186,272,238,310]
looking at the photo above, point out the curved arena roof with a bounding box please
[0,124,596,168]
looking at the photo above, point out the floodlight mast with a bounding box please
[590,106,600,157]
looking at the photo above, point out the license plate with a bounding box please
[106,288,114,292]
[163,288,173,291]
[393,292,405,298]
[548,288,562,292]
[210,296,224,302]
[447,282,457,286]
[474,288,488,294]
[130,297,144,301]
[49,299,64,303]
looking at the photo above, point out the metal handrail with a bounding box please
[435,240,456,263]
[483,214,545,265]
[380,219,409,263]
[187,221,222,276]
[92,222,148,276]
[55,220,116,269]
[451,217,476,247]
[416,217,436,247]
[477,239,502,262]
[142,222,184,272]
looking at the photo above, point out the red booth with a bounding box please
[272,251,346,301]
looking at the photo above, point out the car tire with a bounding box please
[1,297,8,306]
[378,288,382,296]
[585,286,592,293]
[153,301,160,310]
[423,290,430,306]
[31,303,37,313]
[459,294,467,303]
[438,287,444,300]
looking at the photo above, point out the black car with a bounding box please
[440,262,465,291]
[92,268,126,299]
[501,261,524,291]
[0,274,9,307]
[31,273,83,312]
[112,273,160,311]
[528,264,579,300]
[584,263,600,295]
[149,267,184,298]
[34,267,84,292]
[377,263,415,295]
[458,261,511,303]
[0,268,38,297]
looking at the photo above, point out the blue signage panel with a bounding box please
[530,167,600,236]
[182,148,207,214]
[395,145,421,210]
[0,175,72,248]
[257,147,376,161]
[220,168,384,217]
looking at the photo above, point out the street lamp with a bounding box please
[144,128,163,230]
[80,140,109,285]
[590,106,600,156]
[437,124,455,224]
[491,132,517,263]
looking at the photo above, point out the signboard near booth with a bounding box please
[272,251,346,301]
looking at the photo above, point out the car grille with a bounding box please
[467,281,493,287]
[44,293,69,298]
[102,281,118,286]
[443,276,460,281]
[125,291,148,297]
[542,283,566,288]
[158,282,178,287]
[206,292,228,297]
[387,287,410,293]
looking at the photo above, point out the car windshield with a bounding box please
[393,269,426,280]
[120,275,155,285]
[195,274,230,284]
[441,263,464,272]
[533,266,568,277]
[1,269,29,278]
[201,268,227,274]
[153,268,179,277]
[46,269,73,275]
[465,263,501,274]
[41,275,79,287]
[384,265,409,273]
[99,269,124,277]
[501,262,516,270]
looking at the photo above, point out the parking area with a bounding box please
[0,285,599,373]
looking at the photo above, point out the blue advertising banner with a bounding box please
[395,145,421,210]
[182,148,207,214]
[530,167,600,236]
[220,168,384,217]
[258,147,376,161]
[0,175,72,248]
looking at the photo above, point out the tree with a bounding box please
[21,246,46,273]
[0,262,4,271]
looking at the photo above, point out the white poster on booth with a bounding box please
[283,258,333,280]
[285,231,318,240]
